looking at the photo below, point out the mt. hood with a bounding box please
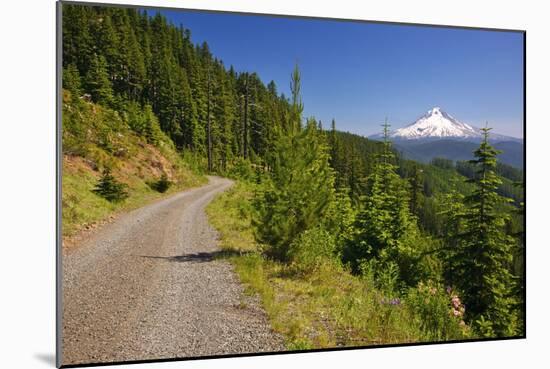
[368,107,523,168]
[371,107,520,143]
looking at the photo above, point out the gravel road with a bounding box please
[61,176,284,366]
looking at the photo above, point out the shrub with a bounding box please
[359,259,400,295]
[149,173,172,193]
[395,232,444,287]
[92,168,129,202]
[288,227,338,273]
[405,281,468,341]
[226,157,256,181]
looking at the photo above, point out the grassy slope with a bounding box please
[207,182,470,350]
[62,92,206,238]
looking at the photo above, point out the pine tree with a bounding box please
[345,120,414,273]
[288,64,303,133]
[63,63,82,97]
[449,125,518,337]
[329,119,342,184]
[93,167,129,202]
[62,4,93,75]
[409,164,424,217]
[85,54,113,105]
[242,72,250,159]
[511,180,525,335]
[206,60,213,172]
[91,11,120,86]
[255,66,335,260]
[437,188,467,286]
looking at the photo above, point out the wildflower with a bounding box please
[451,296,461,309]
[446,286,452,294]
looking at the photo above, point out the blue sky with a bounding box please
[156,9,524,138]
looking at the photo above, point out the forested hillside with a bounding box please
[62,4,525,344]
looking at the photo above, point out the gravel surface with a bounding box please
[62,176,284,366]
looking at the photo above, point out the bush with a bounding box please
[395,232,444,287]
[149,173,172,193]
[92,168,129,202]
[320,190,356,254]
[182,150,207,175]
[405,281,468,341]
[288,227,338,273]
[226,157,256,181]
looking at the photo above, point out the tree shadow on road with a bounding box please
[137,249,251,264]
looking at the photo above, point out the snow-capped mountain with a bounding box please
[368,107,524,168]
[371,107,521,143]
[391,107,479,140]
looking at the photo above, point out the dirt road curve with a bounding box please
[62,176,284,365]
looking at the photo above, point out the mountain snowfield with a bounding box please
[371,107,521,143]
[392,107,479,140]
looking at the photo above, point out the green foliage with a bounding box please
[84,54,113,105]
[208,183,472,349]
[405,281,468,341]
[344,123,415,277]
[326,124,381,204]
[430,157,454,170]
[444,127,519,337]
[92,167,129,202]
[456,159,524,203]
[408,164,424,217]
[62,4,292,168]
[63,63,82,97]
[149,173,172,193]
[254,67,336,261]
[288,227,338,273]
[226,157,256,181]
[255,120,335,260]
[320,190,356,253]
[125,102,164,145]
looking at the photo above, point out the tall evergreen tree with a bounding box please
[448,126,518,337]
[62,4,93,74]
[345,120,414,273]
[84,54,113,105]
[255,66,335,260]
[409,164,424,217]
[63,63,82,97]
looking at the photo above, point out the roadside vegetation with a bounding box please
[62,90,205,237]
[207,182,469,349]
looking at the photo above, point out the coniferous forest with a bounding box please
[61,4,525,351]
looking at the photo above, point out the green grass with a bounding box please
[62,165,117,236]
[62,156,206,237]
[207,182,471,350]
